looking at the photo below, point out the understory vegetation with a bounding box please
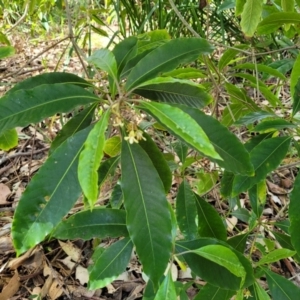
[2,0,300,299]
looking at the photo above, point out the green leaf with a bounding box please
[249,180,266,218]
[195,194,227,241]
[236,0,246,16]
[268,59,294,75]
[50,104,96,154]
[134,77,211,108]
[154,272,177,300]
[233,63,286,80]
[289,172,300,256]
[290,54,300,100]
[178,105,254,175]
[88,237,133,289]
[0,46,15,59]
[162,67,205,79]
[240,0,263,37]
[221,104,251,127]
[112,36,138,76]
[282,0,295,12]
[196,171,218,195]
[292,78,300,115]
[110,183,123,209]
[52,208,128,240]
[265,268,300,300]
[78,110,111,208]
[0,128,18,151]
[140,102,221,160]
[12,126,92,256]
[256,249,296,266]
[98,156,119,186]
[87,49,118,82]
[173,140,188,164]
[252,281,271,300]
[191,245,246,284]
[253,119,296,133]
[121,140,172,286]
[176,180,198,240]
[139,131,172,193]
[232,208,251,223]
[194,284,235,300]
[103,136,121,157]
[227,233,249,253]
[125,37,213,91]
[234,111,278,126]
[176,239,254,290]
[8,72,92,94]
[218,44,249,71]
[220,171,235,198]
[0,84,100,135]
[257,12,300,34]
[232,137,291,196]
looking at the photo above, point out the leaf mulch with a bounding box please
[0,30,300,300]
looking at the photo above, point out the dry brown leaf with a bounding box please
[8,247,38,269]
[49,279,63,300]
[0,183,10,204]
[0,271,20,300]
[267,180,287,195]
[58,240,81,261]
[0,236,13,253]
[75,265,89,285]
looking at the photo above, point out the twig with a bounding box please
[64,0,89,78]
[0,37,70,80]
[5,1,29,33]
[277,161,300,170]
[0,147,49,166]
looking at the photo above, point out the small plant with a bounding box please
[2,3,300,296]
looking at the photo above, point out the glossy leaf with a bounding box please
[140,102,221,160]
[220,171,235,198]
[112,36,138,76]
[0,84,99,135]
[194,284,235,300]
[50,104,96,153]
[176,180,198,240]
[221,103,251,127]
[78,110,111,207]
[52,208,128,240]
[232,208,251,223]
[240,0,263,37]
[265,268,300,300]
[88,237,133,289]
[191,245,246,285]
[257,12,300,34]
[253,119,296,133]
[87,49,118,82]
[134,77,211,108]
[289,171,300,256]
[292,78,300,115]
[252,281,271,300]
[0,128,18,151]
[8,72,92,94]
[256,249,296,266]
[178,105,253,175]
[121,140,172,286]
[110,183,123,209]
[176,238,254,290]
[236,0,246,16]
[98,156,119,186]
[162,67,205,79]
[103,136,121,157]
[154,272,177,300]
[195,194,227,241]
[125,37,213,91]
[12,126,92,256]
[227,233,249,253]
[234,111,278,126]
[173,140,188,164]
[249,180,266,218]
[139,131,172,193]
[232,137,291,196]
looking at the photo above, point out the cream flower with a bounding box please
[124,130,138,144]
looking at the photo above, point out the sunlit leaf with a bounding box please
[0,128,18,151]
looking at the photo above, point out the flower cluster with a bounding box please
[124,122,146,144]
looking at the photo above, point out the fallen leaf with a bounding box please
[58,240,81,261]
[0,271,20,300]
[0,183,10,204]
[75,265,89,285]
